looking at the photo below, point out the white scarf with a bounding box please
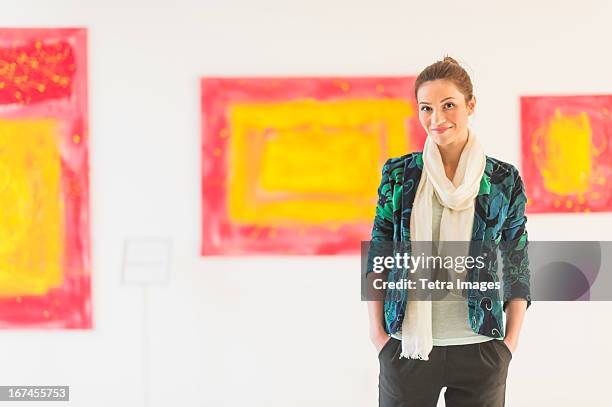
[400,128,486,360]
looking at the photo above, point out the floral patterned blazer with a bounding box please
[367,152,532,338]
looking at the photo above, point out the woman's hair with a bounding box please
[414,56,474,103]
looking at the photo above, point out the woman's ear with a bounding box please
[468,95,476,116]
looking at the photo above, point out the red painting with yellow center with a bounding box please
[0,28,90,328]
[201,77,425,255]
[521,95,612,213]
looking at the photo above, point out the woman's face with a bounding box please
[416,79,475,148]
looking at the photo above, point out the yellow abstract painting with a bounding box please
[201,77,425,254]
[521,95,612,213]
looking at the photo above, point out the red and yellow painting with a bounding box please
[201,77,425,255]
[0,28,90,328]
[521,95,612,213]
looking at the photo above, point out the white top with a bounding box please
[431,192,492,346]
[391,193,493,345]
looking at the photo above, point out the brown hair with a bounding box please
[414,56,474,103]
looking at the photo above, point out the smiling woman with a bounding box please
[366,56,531,407]
[415,57,477,181]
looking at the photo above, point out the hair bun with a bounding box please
[443,56,459,65]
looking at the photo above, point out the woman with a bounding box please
[366,57,531,407]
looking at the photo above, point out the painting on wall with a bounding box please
[0,28,90,328]
[201,77,426,255]
[521,95,612,213]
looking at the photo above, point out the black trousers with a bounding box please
[378,338,512,407]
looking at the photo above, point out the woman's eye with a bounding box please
[420,106,431,112]
[444,102,455,109]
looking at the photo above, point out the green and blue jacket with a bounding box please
[367,152,532,338]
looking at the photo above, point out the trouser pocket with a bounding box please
[378,337,396,359]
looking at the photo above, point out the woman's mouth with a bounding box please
[431,126,452,133]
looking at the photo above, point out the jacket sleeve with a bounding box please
[365,159,394,277]
[499,170,532,311]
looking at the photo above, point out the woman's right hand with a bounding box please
[370,329,391,354]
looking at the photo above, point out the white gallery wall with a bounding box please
[1,1,612,406]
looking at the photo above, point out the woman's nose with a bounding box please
[433,110,446,125]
